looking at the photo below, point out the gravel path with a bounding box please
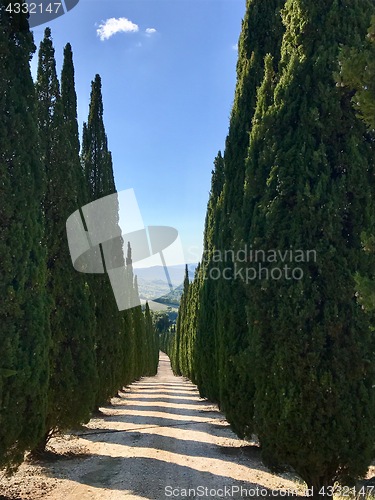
[0,353,306,500]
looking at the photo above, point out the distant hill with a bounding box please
[134,263,197,306]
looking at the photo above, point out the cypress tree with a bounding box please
[184,264,201,383]
[134,278,160,378]
[121,242,137,386]
[0,1,49,469]
[195,153,224,401]
[175,0,286,437]
[213,0,286,438]
[144,302,159,376]
[81,74,124,406]
[245,0,375,490]
[222,0,285,224]
[82,75,115,200]
[61,43,87,206]
[172,265,189,375]
[174,263,201,383]
[131,274,146,380]
[33,30,97,452]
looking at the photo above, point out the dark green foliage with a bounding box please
[222,0,285,224]
[190,0,286,438]
[0,12,160,471]
[160,330,175,358]
[81,75,159,402]
[214,0,286,439]
[157,311,176,361]
[338,17,375,319]
[131,275,147,380]
[121,245,159,383]
[82,75,115,200]
[154,312,171,333]
[194,153,224,402]
[170,265,189,375]
[245,0,375,489]
[170,264,201,383]
[174,0,375,491]
[0,1,49,469]
[338,16,375,131]
[81,74,127,406]
[182,265,201,383]
[144,302,159,376]
[177,265,190,375]
[33,30,98,453]
[61,43,87,206]
[175,0,286,434]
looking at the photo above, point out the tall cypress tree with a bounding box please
[172,265,189,375]
[82,75,116,200]
[33,30,97,452]
[175,0,286,437]
[81,74,127,406]
[61,43,88,206]
[144,302,159,376]
[195,152,225,401]
[211,0,286,438]
[82,81,155,395]
[184,264,201,383]
[57,40,97,430]
[245,0,375,490]
[0,1,49,469]
[131,274,146,380]
[121,242,137,386]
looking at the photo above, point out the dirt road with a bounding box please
[0,353,305,500]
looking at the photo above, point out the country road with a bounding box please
[0,353,305,500]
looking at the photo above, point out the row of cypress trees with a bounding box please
[0,3,159,471]
[170,0,375,494]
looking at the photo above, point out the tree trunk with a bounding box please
[306,478,334,500]
[29,429,51,458]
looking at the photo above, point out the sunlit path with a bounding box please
[0,353,306,499]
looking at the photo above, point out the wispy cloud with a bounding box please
[145,28,157,35]
[97,17,139,41]
[232,43,238,51]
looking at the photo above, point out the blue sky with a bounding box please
[30,0,245,264]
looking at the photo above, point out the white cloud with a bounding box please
[97,18,139,41]
[232,43,238,51]
[145,28,157,35]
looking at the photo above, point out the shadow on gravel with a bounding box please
[27,450,91,463]
[120,397,202,405]
[109,404,215,416]
[133,383,191,388]
[83,413,230,437]
[120,391,198,397]
[45,454,305,499]
[79,430,268,473]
